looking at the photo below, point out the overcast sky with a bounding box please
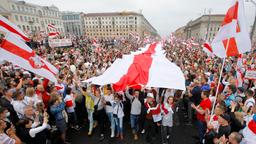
[24,0,255,36]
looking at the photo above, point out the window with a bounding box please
[15,15,18,21]
[21,6,24,11]
[17,6,20,11]
[36,18,39,23]
[12,5,16,10]
[32,17,35,22]
[24,16,27,22]
[20,16,23,22]
[22,25,26,31]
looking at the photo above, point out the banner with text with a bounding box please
[244,69,256,80]
[49,39,72,48]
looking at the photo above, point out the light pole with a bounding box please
[205,8,212,41]
[246,0,256,40]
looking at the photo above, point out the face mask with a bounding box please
[6,112,10,117]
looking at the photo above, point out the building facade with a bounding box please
[83,11,158,38]
[62,12,84,37]
[0,0,64,35]
[176,14,225,41]
[173,26,186,39]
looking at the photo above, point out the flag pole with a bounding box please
[210,38,230,122]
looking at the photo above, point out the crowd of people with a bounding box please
[0,34,255,144]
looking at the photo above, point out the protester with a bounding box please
[16,111,50,144]
[103,86,115,138]
[49,93,68,143]
[0,119,21,144]
[87,87,106,141]
[78,83,95,136]
[161,96,174,144]
[191,90,212,143]
[125,88,141,140]
[144,93,161,144]
[112,93,125,140]
[64,87,80,131]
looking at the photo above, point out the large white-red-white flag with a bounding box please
[0,15,30,42]
[48,24,59,38]
[211,0,251,58]
[85,43,185,91]
[0,33,58,82]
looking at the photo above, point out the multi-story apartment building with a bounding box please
[83,11,158,38]
[174,14,225,41]
[62,12,84,37]
[173,26,186,39]
[0,0,65,35]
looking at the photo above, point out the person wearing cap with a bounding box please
[187,79,202,125]
[144,92,161,144]
[191,90,212,143]
[125,88,141,140]
[212,114,231,144]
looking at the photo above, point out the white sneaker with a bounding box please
[141,129,145,134]
[111,130,115,138]
[167,135,170,139]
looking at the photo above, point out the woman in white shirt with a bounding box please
[112,93,124,140]
[24,87,41,108]
[12,90,27,119]
[161,96,174,144]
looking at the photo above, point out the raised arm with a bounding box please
[125,88,133,101]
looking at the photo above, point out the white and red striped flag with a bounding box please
[0,33,58,82]
[203,42,214,56]
[85,43,185,91]
[48,24,59,38]
[0,15,30,42]
[211,0,251,58]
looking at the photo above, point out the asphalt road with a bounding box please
[67,107,199,144]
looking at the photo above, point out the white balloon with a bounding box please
[70,65,76,73]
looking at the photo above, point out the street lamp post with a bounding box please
[205,8,212,41]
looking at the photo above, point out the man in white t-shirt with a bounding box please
[103,87,115,138]
[243,89,255,114]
